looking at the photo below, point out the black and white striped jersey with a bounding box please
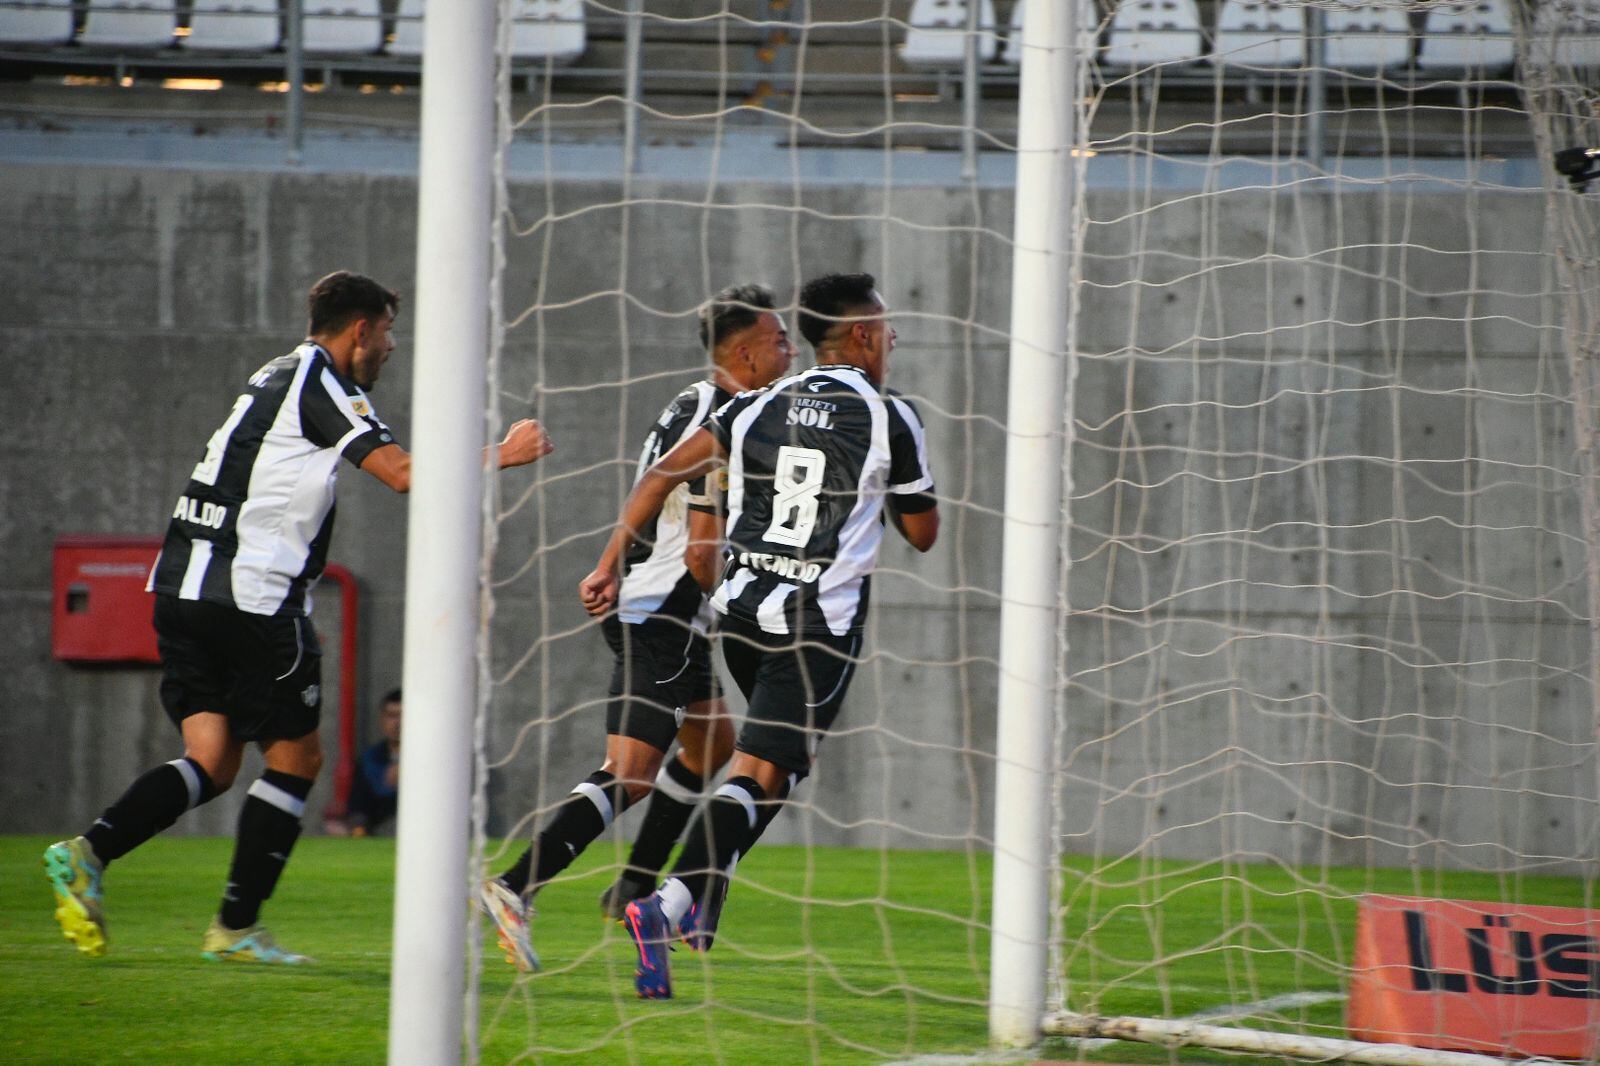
[147,342,394,617]
[706,363,935,637]
[617,380,731,634]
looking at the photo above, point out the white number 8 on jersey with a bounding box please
[763,445,826,547]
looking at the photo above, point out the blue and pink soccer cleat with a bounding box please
[623,892,673,998]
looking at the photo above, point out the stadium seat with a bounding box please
[1528,0,1600,72]
[80,0,175,48]
[302,0,382,54]
[1104,0,1203,68]
[901,0,998,70]
[187,0,280,52]
[999,0,1101,67]
[1320,3,1411,71]
[1416,1,1513,73]
[509,0,585,63]
[389,0,423,57]
[1213,0,1305,70]
[0,0,75,44]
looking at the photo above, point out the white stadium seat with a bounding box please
[80,0,174,48]
[1320,3,1411,71]
[188,0,280,52]
[302,0,382,54]
[0,0,75,44]
[1104,0,1203,67]
[1528,0,1600,73]
[1416,0,1513,73]
[901,0,998,70]
[388,0,423,57]
[1213,0,1305,70]
[509,0,586,63]
[999,0,1100,67]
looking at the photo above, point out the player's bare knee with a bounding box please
[621,778,654,807]
[184,748,240,792]
[291,743,325,779]
[708,723,736,771]
[265,735,324,779]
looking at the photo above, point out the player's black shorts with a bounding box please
[718,613,862,774]
[603,614,720,751]
[153,594,322,743]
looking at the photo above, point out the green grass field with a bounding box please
[3,834,1592,1064]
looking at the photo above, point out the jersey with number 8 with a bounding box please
[706,364,934,637]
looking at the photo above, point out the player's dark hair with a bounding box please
[308,271,401,336]
[798,272,878,348]
[381,687,402,707]
[698,283,777,352]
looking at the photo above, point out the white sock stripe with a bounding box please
[573,781,614,828]
[653,764,699,805]
[715,782,758,829]
[658,876,693,925]
[247,778,306,818]
[168,758,202,809]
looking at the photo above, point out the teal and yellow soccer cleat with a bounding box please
[43,837,107,958]
[201,920,312,964]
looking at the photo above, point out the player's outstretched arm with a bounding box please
[359,418,553,494]
[492,418,555,470]
[359,444,413,492]
[580,427,726,615]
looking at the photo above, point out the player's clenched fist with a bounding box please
[578,566,619,616]
[499,418,554,468]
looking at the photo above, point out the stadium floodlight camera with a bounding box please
[1553,146,1600,191]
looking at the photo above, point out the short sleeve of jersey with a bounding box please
[703,391,762,451]
[301,365,395,468]
[886,393,935,495]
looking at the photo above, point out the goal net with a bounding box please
[460,0,1600,1061]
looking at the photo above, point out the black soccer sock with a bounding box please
[667,775,766,905]
[84,757,219,865]
[498,770,633,896]
[219,770,312,931]
[748,769,804,848]
[622,755,705,881]
[688,771,803,919]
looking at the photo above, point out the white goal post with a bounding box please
[390,3,496,1064]
[989,0,1076,1046]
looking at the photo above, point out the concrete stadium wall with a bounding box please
[2,158,1593,878]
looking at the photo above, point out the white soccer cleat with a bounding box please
[478,878,541,973]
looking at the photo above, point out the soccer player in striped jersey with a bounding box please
[43,271,552,964]
[479,283,797,972]
[579,272,939,997]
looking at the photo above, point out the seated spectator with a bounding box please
[347,689,401,836]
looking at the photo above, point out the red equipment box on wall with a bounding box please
[52,535,164,664]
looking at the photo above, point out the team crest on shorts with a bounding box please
[301,683,320,707]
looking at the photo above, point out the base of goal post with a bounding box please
[1042,1012,1522,1066]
